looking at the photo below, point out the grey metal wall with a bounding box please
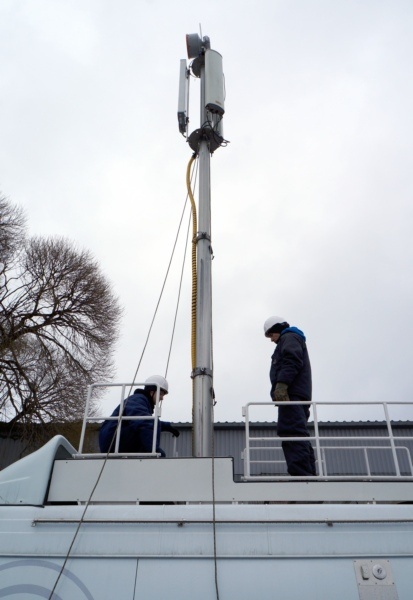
[2,421,413,478]
[0,436,30,471]
[162,421,413,478]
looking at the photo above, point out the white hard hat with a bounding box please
[263,316,287,337]
[144,375,169,394]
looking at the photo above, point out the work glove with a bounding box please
[170,426,180,437]
[272,382,290,402]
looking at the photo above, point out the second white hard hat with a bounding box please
[263,316,287,337]
[144,375,169,394]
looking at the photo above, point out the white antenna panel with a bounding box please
[205,50,225,116]
[177,59,189,135]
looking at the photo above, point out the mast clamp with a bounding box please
[191,367,213,379]
[195,232,211,243]
[187,127,224,154]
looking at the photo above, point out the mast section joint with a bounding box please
[191,367,213,379]
[195,232,211,243]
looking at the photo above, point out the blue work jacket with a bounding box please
[99,389,173,454]
[270,327,312,400]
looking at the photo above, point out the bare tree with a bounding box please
[0,195,25,266]
[0,195,122,433]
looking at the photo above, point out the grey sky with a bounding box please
[1,0,412,426]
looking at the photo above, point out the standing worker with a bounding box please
[264,316,316,476]
[99,375,180,456]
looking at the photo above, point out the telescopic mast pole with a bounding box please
[179,33,225,457]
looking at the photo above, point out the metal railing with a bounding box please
[78,382,164,456]
[242,401,413,480]
[319,445,413,477]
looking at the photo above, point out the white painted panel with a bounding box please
[134,558,216,599]
[47,457,413,503]
[0,557,137,599]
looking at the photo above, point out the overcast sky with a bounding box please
[1,0,412,426]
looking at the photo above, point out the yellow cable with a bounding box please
[186,155,198,370]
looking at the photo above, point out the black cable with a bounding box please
[48,164,197,598]
[47,429,121,599]
[128,168,197,395]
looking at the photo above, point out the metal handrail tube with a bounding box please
[78,384,94,453]
[75,452,160,458]
[312,402,323,475]
[248,435,405,442]
[244,400,413,406]
[79,382,164,455]
[383,402,401,476]
[320,445,413,477]
[115,384,127,453]
[242,474,413,481]
[243,405,251,477]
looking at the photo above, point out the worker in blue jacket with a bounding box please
[264,316,316,476]
[99,375,180,456]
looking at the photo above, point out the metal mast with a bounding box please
[178,33,226,457]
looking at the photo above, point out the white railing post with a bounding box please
[78,384,94,453]
[321,447,327,476]
[243,404,251,478]
[114,384,127,453]
[363,448,371,476]
[383,402,401,476]
[152,386,162,455]
[312,402,323,476]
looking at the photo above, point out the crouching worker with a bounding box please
[99,375,180,456]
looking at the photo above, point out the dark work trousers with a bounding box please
[277,396,316,476]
